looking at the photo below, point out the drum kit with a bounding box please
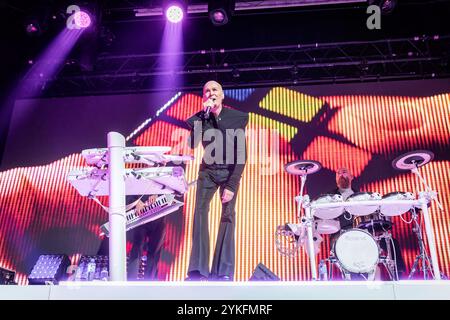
[275,150,443,281]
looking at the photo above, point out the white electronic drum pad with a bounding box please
[392,150,434,171]
[284,160,322,176]
[314,219,340,235]
[345,192,382,216]
[311,194,344,220]
[380,192,415,216]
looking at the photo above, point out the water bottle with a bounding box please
[73,265,82,281]
[87,258,96,281]
[100,267,109,281]
[94,265,101,281]
[319,260,328,281]
[138,255,148,280]
[74,261,85,281]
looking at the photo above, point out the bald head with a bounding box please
[202,80,224,112]
[203,80,222,92]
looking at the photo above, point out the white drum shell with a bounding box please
[314,219,340,235]
[334,229,379,274]
[345,192,381,216]
[311,194,344,220]
[380,192,415,216]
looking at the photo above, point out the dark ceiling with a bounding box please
[70,0,450,94]
[1,0,450,96]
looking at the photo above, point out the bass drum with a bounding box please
[333,229,379,274]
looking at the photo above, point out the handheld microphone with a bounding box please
[205,106,211,119]
[204,97,216,119]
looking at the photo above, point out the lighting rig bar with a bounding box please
[22,35,450,97]
[134,0,365,17]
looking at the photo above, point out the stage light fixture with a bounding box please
[208,0,235,26]
[0,267,17,285]
[28,254,71,285]
[24,16,47,36]
[67,3,102,72]
[74,10,92,29]
[163,1,187,24]
[23,5,53,36]
[65,4,98,31]
[26,22,40,34]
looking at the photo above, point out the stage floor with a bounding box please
[0,280,449,300]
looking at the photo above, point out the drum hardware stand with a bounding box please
[326,251,369,281]
[410,163,443,211]
[392,150,442,280]
[366,269,377,281]
[336,262,352,281]
[408,209,434,280]
[321,255,343,280]
[294,174,308,219]
[293,174,315,257]
[326,254,378,281]
[378,256,397,281]
[285,160,323,280]
[294,172,319,280]
[375,232,398,281]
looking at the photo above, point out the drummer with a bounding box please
[330,167,357,230]
[329,167,407,279]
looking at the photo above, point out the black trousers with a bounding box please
[187,167,238,279]
[97,217,166,280]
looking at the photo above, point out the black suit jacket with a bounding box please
[186,107,249,193]
[328,187,359,230]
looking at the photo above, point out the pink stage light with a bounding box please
[212,11,226,24]
[26,23,39,34]
[73,11,92,29]
[165,5,184,23]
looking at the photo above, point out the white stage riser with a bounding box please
[0,280,450,300]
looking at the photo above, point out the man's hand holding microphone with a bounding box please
[203,96,216,119]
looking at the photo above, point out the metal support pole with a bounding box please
[420,198,441,280]
[304,206,318,280]
[296,174,307,219]
[108,132,127,281]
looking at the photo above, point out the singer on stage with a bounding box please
[185,80,249,281]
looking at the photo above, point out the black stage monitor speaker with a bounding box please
[249,263,280,281]
[0,267,17,285]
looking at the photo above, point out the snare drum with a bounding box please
[353,212,392,233]
[311,194,344,220]
[332,228,380,274]
[380,192,415,216]
[314,219,340,235]
[345,192,382,216]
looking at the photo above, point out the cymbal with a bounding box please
[284,160,322,175]
[392,150,434,171]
